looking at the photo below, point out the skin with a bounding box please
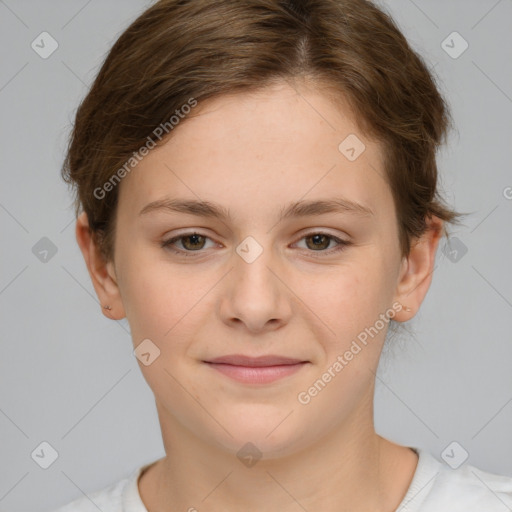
[76,79,443,512]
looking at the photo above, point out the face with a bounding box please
[103,81,409,458]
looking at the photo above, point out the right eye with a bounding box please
[161,232,217,256]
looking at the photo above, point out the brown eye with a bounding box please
[180,234,206,251]
[161,232,215,256]
[304,234,332,251]
[293,232,352,257]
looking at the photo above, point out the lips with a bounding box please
[202,354,309,384]
[203,355,308,385]
[204,354,307,367]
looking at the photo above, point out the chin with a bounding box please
[206,416,310,462]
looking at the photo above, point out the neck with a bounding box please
[138,396,418,511]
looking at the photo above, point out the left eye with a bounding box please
[295,233,346,252]
[161,232,351,257]
[161,233,215,254]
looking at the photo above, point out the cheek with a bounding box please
[119,253,214,346]
[300,264,377,319]
[301,259,394,352]
[116,250,176,336]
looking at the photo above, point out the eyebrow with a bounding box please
[139,197,374,221]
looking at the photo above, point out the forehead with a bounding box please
[117,81,393,223]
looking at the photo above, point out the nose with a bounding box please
[218,242,293,334]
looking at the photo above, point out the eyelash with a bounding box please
[160,231,352,258]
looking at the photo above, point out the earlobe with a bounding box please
[393,216,444,322]
[75,211,126,320]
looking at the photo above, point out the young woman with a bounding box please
[53,0,512,510]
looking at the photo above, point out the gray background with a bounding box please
[0,1,511,510]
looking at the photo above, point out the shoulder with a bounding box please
[425,459,512,511]
[400,447,512,512]
[49,463,149,512]
[50,478,125,512]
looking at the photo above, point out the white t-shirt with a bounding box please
[50,447,512,511]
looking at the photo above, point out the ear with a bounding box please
[392,215,444,322]
[75,211,126,320]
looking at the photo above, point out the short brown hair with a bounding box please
[61,0,467,262]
